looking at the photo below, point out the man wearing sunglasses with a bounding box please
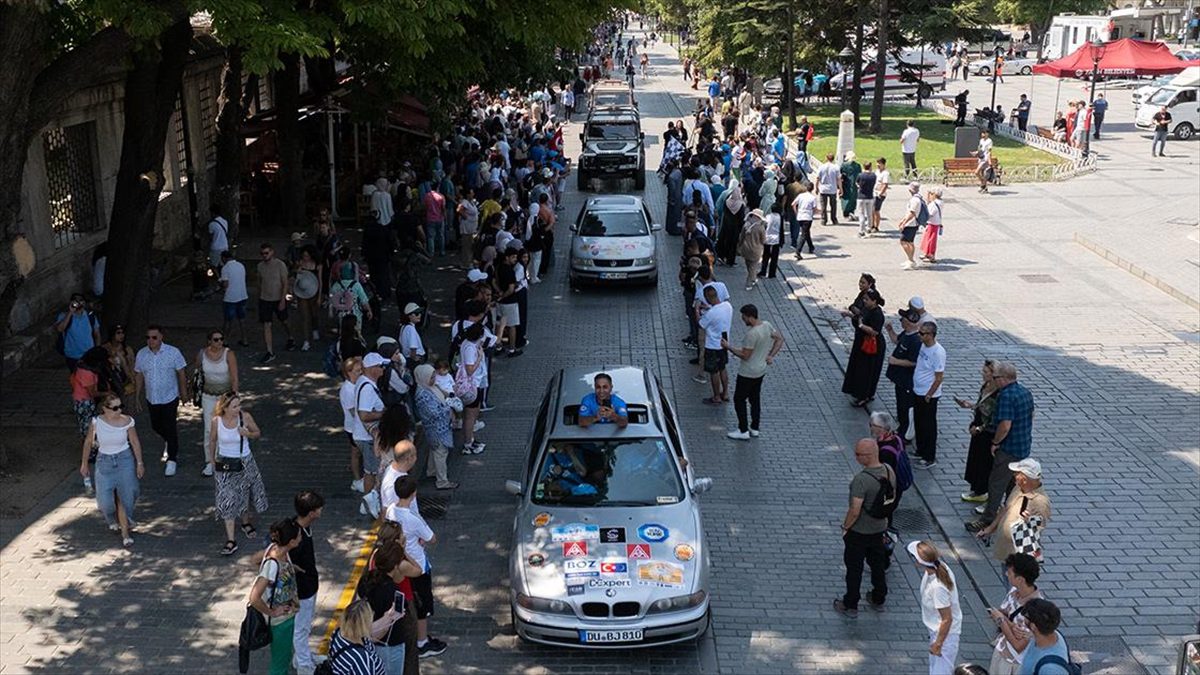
[134,325,188,476]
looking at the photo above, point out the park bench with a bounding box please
[1034,126,1055,140]
[943,156,1000,186]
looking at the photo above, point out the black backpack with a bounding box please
[863,465,897,519]
[377,362,409,409]
[1031,634,1082,675]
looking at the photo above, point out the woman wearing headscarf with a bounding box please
[715,179,745,267]
[413,364,460,491]
[737,209,766,291]
[758,167,778,215]
[839,151,862,222]
[841,287,886,408]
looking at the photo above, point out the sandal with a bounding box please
[239,522,257,538]
[701,397,722,405]
[122,537,134,548]
[436,482,460,491]
[221,540,239,556]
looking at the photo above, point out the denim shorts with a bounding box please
[357,439,380,473]
[223,300,247,320]
[94,449,139,525]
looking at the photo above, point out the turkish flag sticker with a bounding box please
[626,543,652,559]
[562,541,588,558]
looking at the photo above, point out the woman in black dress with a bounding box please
[841,287,886,407]
[715,180,745,266]
[954,359,999,502]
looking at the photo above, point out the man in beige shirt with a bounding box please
[256,242,293,363]
[975,458,1051,561]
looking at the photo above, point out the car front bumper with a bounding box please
[581,156,641,175]
[513,602,709,649]
[570,263,657,284]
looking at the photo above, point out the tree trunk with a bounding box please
[869,0,889,133]
[273,54,305,234]
[103,17,193,336]
[851,19,865,126]
[212,46,244,241]
[785,3,797,129]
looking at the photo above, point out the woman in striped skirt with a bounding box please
[206,392,269,556]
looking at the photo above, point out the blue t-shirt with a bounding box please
[707,81,720,98]
[1018,632,1069,675]
[995,381,1035,459]
[56,311,98,359]
[579,393,628,424]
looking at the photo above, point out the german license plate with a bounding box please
[580,629,642,643]
[599,272,628,280]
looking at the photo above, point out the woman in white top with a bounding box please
[757,200,784,279]
[81,392,144,547]
[340,357,366,496]
[908,540,963,675]
[196,330,239,477]
[207,392,268,556]
[398,304,426,367]
[919,187,944,264]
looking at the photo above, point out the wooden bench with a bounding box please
[1034,126,1055,140]
[943,156,1000,185]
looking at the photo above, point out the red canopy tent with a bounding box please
[1032,38,1191,78]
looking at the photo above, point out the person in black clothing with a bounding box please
[885,308,923,441]
[291,490,324,673]
[494,247,522,357]
[954,90,969,127]
[356,540,421,673]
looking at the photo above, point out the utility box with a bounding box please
[955,126,980,158]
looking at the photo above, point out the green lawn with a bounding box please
[786,105,1058,169]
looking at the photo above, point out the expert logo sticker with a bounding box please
[637,523,669,542]
[550,523,600,542]
[562,541,588,558]
[626,543,652,559]
[587,578,632,589]
[532,512,552,528]
[600,527,626,543]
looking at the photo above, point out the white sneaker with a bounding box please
[749,429,760,438]
[359,500,368,516]
[161,446,169,462]
[726,430,751,441]
[202,463,214,477]
[301,341,311,352]
[911,259,921,268]
[473,420,486,432]
[351,478,365,493]
[164,460,177,477]
[901,261,914,270]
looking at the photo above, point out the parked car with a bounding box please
[568,195,660,287]
[506,366,714,648]
[1133,74,1179,106]
[763,70,827,98]
[969,56,1037,76]
[1174,49,1200,61]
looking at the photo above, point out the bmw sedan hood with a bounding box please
[573,236,654,261]
[515,505,702,600]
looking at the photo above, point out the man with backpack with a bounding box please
[834,438,895,618]
[895,181,927,270]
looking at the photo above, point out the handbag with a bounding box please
[453,362,478,404]
[860,334,879,355]
[238,557,277,653]
[1009,497,1044,562]
[190,366,205,407]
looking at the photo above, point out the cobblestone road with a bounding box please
[2,29,1197,675]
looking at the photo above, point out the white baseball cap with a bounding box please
[1007,458,1043,480]
[908,296,925,309]
[363,352,388,368]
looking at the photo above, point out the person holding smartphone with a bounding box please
[578,373,629,428]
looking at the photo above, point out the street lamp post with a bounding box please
[1082,39,1106,157]
[838,46,855,109]
[988,44,1003,111]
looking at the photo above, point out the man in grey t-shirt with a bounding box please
[835,438,893,617]
[722,304,784,440]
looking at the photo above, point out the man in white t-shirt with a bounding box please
[385,473,445,658]
[899,120,920,178]
[911,322,946,469]
[207,210,230,267]
[973,130,994,193]
[380,439,421,518]
[354,352,388,517]
[872,157,890,234]
[218,251,249,346]
[791,187,818,257]
[697,286,733,404]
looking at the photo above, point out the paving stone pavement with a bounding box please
[2,28,1198,675]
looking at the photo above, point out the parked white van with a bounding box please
[1135,67,1200,139]
[828,48,947,99]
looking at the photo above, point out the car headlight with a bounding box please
[633,257,654,267]
[646,590,707,614]
[515,593,574,615]
[574,258,594,267]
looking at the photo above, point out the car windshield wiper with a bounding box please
[595,500,657,507]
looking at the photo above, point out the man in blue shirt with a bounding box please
[981,361,1036,523]
[1018,599,1072,675]
[55,293,101,371]
[578,373,629,428]
[1091,94,1108,139]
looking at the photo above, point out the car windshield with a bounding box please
[587,122,638,139]
[532,438,684,507]
[578,210,649,237]
[1148,88,1175,105]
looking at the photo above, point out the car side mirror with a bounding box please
[692,477,713,494]
[651,223,663,231]
[578,133,585,142]
[505,480,523,496]
[640,131,645,140]
[569,223,578,232]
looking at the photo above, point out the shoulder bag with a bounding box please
[1009,496,1044,561]
[238,557,277,653]
[214,413,246,472]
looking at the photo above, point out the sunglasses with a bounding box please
[146,335,161,341]
[107,404,124,411]
[211,336,225,342]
